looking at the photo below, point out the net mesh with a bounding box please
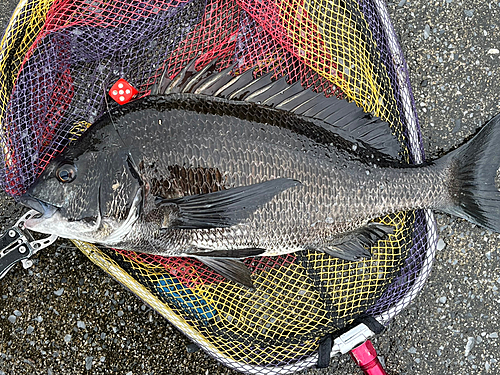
[0,0,437,373]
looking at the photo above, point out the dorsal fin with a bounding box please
[151,59,402,159]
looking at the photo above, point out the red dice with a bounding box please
[109,79,138,105]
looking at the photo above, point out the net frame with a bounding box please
[0,0,438,373]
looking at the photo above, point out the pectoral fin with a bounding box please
[311,222,394,261]
[156,178,300,230]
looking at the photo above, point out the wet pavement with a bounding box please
[1,0,499,374]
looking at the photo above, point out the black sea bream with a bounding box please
[20,60,500,287]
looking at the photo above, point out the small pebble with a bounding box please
[424,24,430,39]
[439,296,447,304]
[464,9,474,17]
[378,355,386,368]
[398,0,406,6]
[452,119,462,134]
[13,310,22,317]
[487,48,499,54]
[489,332,498,338]
[26,325,34,334]
[437,238,446,251]
[408,346,417,354]
[85,356,93,370]
[8,315,16,324]
[465,337,475,356]
[64,334,72,343]
[54,288,64,296]
[186,343,200,353]
[77,321,86,329]
[117,310,124,317]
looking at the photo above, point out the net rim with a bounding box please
[369,0,437,327]
[0,0,30,62]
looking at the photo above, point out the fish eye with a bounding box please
[56,164,77,183]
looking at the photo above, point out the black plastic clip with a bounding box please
[0,210,58,279]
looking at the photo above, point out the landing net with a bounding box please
[0,1,437,373]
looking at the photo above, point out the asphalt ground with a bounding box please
[0,1,499,374]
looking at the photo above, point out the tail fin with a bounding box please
[439,113,500,232]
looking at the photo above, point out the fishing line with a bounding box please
[102,83,127,147]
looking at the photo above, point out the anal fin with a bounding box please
[311,222,394,261]
[195,257,255,289]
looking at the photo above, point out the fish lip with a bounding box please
[19,195,58,218]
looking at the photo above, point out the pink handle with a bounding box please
[349,339,388,375]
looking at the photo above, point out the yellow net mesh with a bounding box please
[0,0,54,123]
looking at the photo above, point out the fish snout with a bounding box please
[19,195,58,218]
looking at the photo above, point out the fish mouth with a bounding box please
[19,195,58,218]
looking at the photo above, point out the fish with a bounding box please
[19,59,500,288]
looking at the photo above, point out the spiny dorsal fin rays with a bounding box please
[165,58,198,94]
[241,75,293,103]
[223,68,267,100]
[192,64,236,96]
[151,65,171,96]
[216,70,274,100]
[273,86,322,112]
[151,58,402,160]
[182,59,220,94]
